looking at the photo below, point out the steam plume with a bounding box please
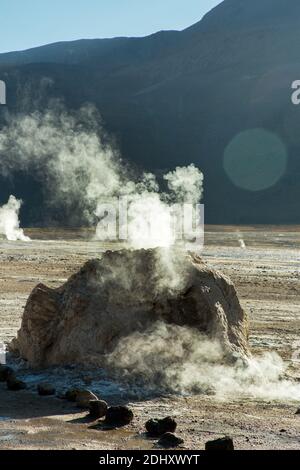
[0,195,30,241]
[0,102,298,402]
[0,102,204,248]
[106,321,300,401]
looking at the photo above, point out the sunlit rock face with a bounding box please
[10,248,249,368]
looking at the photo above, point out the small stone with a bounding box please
[76,390,98,408]
[0,365,14,382]
[158,433,184,448]
[280,429,287,433]
[205,436,234,451]
[145,416,177,437]
[37,383,56,396]
[89,399,108,419]
[7,375,27,391]
[295,408,300,415]
[65,389,82,402]
[104,406,134,427]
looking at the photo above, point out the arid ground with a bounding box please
[0,227,300,450]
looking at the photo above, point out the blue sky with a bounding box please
[0,0,222,53]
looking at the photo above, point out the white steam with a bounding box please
[0,103,299,402]
[121,165,204,249]
[107,322,300,401]
[0,195,30,242]
[0,103,204,248]
[0,103,123,223]
[164,165,204,204]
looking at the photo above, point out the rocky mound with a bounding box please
[10,249,249,367]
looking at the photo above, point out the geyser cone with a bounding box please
[10,248,249,371]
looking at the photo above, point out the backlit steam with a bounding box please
[1,101,297,402]
[0,195,30,241]
[0,102,204,248]
[107,322,300,401]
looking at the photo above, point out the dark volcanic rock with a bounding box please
[75,390,98,409]
[64,389,82,402]
[104,406,134,427]
[37,383,56,396]
[6,375,27,391]
[157,432,184,448]
[63,389,98,407]
[89,400,108,419]
[145,417,177,437]
[0,365,14,382]
[205,436,234,451]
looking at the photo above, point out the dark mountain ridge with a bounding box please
[1,0,300,225]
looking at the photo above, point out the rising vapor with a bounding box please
[0,102,204,248]
[0,195,30,241]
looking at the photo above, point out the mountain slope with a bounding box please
[190,0,300,32]
[1,0,300,225]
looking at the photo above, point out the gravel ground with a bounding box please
[0,227,300,450]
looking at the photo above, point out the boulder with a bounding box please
[157,433,184,448]
[89,399,108,419]
[104,406,134,427]
[145,417,177,436]
[75,390,98,409]
[205,436,234,451]
[10,248,249,367]
[37,383,56,396]
[0,365,14,382]
[64,389,82,402]
[7,375,27,391]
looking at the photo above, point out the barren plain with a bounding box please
[0,227,300,450]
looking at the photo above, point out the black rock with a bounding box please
[104,406,134,427]
[205,436,234,451]
[295,408,300,415]
[76,390,98,409]
[37,383,56,396]
[145,416,177,437]
[158,433,184,448]
[64,389,82,402]
[89,399,108,419]
[7,375,27,391]
[0,365,14,382]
